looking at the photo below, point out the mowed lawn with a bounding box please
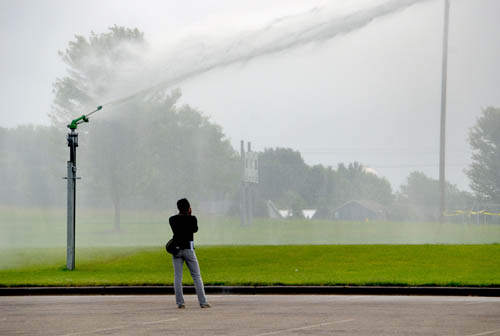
[3,209,500,248]
[1,245,499,287]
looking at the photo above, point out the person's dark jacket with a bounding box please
[169,214,198,249]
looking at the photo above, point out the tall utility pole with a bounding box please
[240,140,259,226]
[439,0,450,224]
[246,142,254,226]
[240,141,247,226]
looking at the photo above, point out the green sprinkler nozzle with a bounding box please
[68,115,89,130]
[67,106,103,129]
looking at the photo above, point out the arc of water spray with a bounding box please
[102,0,430,108]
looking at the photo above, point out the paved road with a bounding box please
[1,295,500,335]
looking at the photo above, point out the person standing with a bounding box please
[169,198,211,309]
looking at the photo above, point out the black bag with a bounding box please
[165,238,179,255]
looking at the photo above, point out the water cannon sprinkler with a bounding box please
[67,105,103,130]
[65,104,102,271]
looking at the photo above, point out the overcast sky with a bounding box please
[1,0,499,191]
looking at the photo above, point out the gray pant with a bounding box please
[172,249,208,306]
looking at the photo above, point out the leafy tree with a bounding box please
[0,127,10,205]
[0,125,65,207]
[257,148,309,209]
[400,171,439,208]
[467,107,500,202]
[302,164,334,208]
[51,26,147,230]
[334,162,393,206]
[256,149,393,218]
[396,171,475,221]
[51,26,238,230]
[50,25,145,125]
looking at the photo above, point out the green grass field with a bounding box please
[1,245,499,287]
[1,208,500,287]
[1,207,500,249]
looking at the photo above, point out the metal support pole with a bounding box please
[66,161,75,270]
[439,0,450,224]
[66,129,78,270]
[240,140,247,226]
[64,106,101,270]
[247,142,253,226]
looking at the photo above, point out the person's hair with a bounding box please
[177,198,190,214]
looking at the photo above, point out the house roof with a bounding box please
[333,200,385,214]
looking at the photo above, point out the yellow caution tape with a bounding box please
[444,210,500,217]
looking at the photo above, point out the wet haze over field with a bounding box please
[3,0,500,185]
[1,0,500,254]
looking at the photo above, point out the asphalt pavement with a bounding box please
[2,294,500,335]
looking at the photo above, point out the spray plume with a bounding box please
[102,0,429,108]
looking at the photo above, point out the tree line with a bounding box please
[0,108,484,224]
[1,25,497,225]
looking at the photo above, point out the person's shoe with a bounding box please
[178,304,186,309]
[200,303,211,308]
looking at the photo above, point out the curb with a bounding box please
[1,286,500,297]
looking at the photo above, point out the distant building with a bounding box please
[279,210,292,218]
[332,200,386,222]
[266,200,316,220]
[302,209,317,219]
